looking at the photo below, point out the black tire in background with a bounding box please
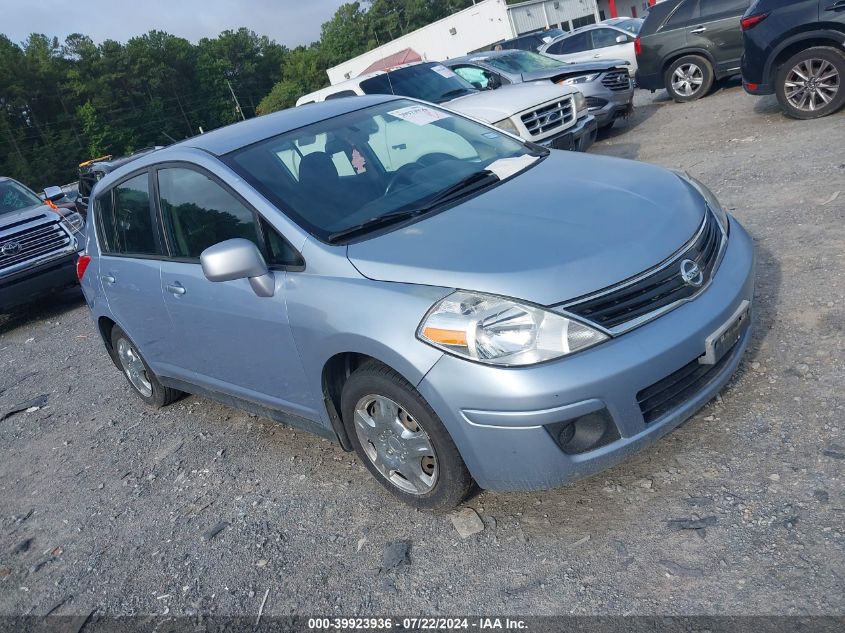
[110,325,182,408]
[775,47,845,120]
[340,360,473,511]
[664,55,714,103]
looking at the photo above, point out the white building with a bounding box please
[326,0,601,85]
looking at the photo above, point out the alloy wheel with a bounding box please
[784,58,840,112]
[671,63,704,97]
[353,394,438,495]
[116,337,153,397]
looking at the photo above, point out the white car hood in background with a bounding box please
[443,83,578,122]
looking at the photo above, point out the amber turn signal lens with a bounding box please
[422,327,467,346]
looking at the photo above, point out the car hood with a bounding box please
[0,204,59,228]
[519,59,630,82]
[347,152,707,306]
[445,82,578,122]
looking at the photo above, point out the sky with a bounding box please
[0,0,347,47]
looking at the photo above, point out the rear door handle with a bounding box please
[691,27,707,33]
[101,275,115,284]
[166,282,186,295]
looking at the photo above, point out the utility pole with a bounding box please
[226,79,247,121]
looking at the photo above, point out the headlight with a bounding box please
[418,291,607,366]
[573,92,587,116]
[59,211,85,234]
[671,170,730,234]
[560,73,600,85]
[492,118,519,135]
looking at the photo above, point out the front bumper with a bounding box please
[417,219,756,491]
[0,251,80,311]
[580,81,635,128]
[539,114,597,152]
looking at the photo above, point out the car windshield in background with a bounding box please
[224,99,538,242]
[0,180,42,215]
[359,64,476,104]
[483,51,566,74]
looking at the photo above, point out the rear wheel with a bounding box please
[340,361,472,510]
[111,326,182,408]
[775,47,845,120]
[665,55,714,102]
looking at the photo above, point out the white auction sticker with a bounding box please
[387,104,451,126]
[430,64,457,78]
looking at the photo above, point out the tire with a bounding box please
[340,361,472,511]
[110,325,182,408]
[775,47,845,120]
[664,55,714,102]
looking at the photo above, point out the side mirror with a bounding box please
[487,74,502,89]
[200,238,275,297]
[616,35,627,44]
[43,185,65,202]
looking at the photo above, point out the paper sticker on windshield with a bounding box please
[388,105,451,126]
[430,64,457,78]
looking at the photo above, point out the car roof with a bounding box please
[167,94,400,156]
[444,49,532,65]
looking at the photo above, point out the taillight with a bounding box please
[740,13,769,30]
[634,36,642,57]
[76,254,91,282]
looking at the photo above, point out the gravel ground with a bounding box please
[1,81,844,619]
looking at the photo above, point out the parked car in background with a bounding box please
[442,50,634,130]
[1,177,84,311]
[79,95,755,510]
[741,0,845,119]
[479,28,567,53]
[635,0,751,102]
[76,148,163,216]
[296,62,597,152]
[602,17,645,35]
[539,24,639,75]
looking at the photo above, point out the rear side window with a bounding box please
[97,172,160,256]
[665,0,699,27]
[548,31,591,54]
[157,167,262,260]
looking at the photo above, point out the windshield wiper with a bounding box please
[424,170,499,207]
[438,88,473,101]
[327,210,421,243]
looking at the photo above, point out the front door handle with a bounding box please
[166,283,186,296]
[101,274,115,284]
[690,27,707,33]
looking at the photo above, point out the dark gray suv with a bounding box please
[635,0,752,102]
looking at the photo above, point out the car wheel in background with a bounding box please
[340,361,473,510]
[665,55,714,102]
[111,325,182,408]
[775,47,845,120]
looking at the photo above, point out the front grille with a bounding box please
[601,70,631,91]
[520,98,574,137]
[637,340,737,424]
[0,218,73,272]
[586,96,608,110]
[563,211,724,330]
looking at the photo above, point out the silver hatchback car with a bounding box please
[79,95,755,510]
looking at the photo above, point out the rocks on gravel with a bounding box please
[380,541,410,571]
[202,521,228,542]
[450,508,484,539]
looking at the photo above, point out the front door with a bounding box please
[589,27,637,70]
[95,171,172,370]
[153,165,317,419]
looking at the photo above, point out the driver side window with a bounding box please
[452,65,495,90]
[591,29,626,48]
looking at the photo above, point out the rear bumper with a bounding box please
[540,115,597,152]
[417,219,756,491]
[742,79,774,95]
[0,252,79,311]
[634,69,663,91]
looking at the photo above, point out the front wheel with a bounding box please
[340,361,473,510]
[775,47,845,120]
[665,55,714,102]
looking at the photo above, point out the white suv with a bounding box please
[296,62,597,152]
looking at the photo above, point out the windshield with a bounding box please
[0,180,42,216]
[483,51,566,74]
[224,99,541,242]
[359,64,476,104]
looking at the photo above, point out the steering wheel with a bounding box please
[384,153,457,195]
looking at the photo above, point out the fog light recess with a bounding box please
[546,408,620,455]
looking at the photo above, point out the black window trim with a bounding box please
[94,166,166,261]
[150,160,305,272]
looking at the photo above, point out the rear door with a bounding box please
[687,0,751,73]
[96,170,172,369]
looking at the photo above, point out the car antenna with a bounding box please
[374,31,396,96]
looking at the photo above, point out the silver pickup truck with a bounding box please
[0,177,84,312]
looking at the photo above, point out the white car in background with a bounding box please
[539,24,639,76]
[296,62,597,152]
